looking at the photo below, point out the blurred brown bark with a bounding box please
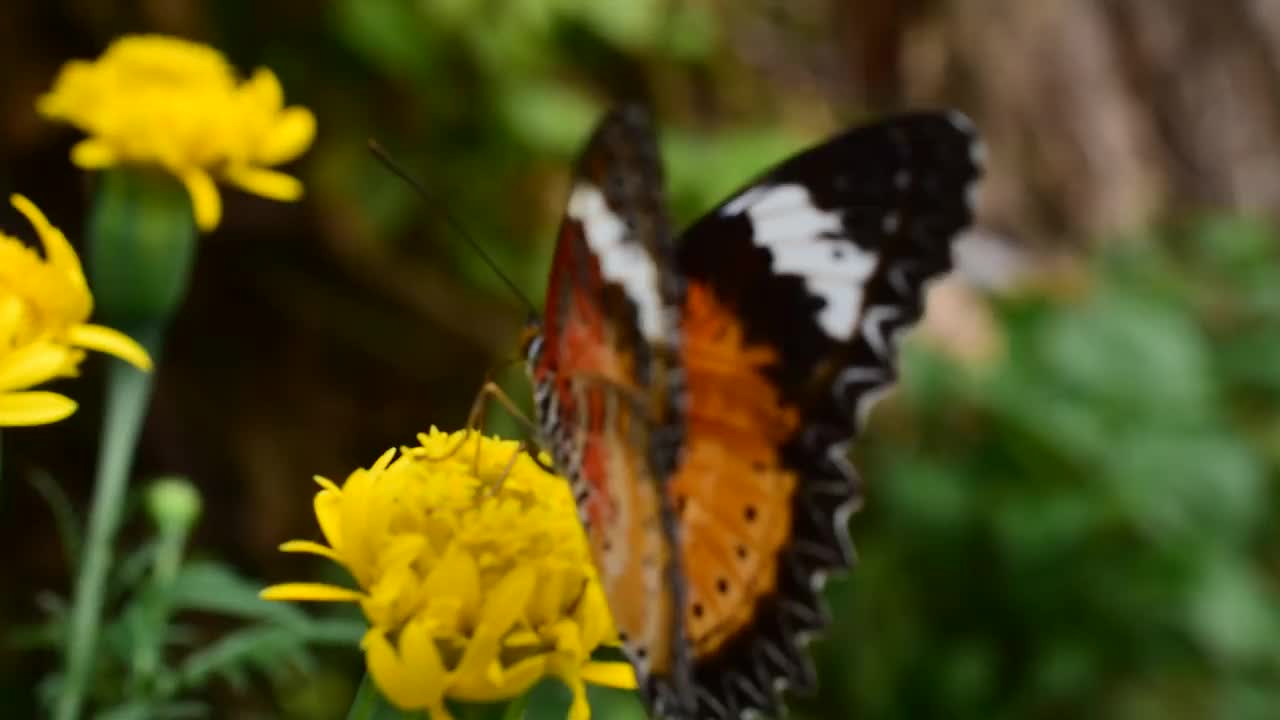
[842,0,1280,247]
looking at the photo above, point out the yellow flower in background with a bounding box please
[37,34,316,232]
[0,195,151,426]
[262,429,636,720]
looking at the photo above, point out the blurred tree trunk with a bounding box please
[843,0,1280,246]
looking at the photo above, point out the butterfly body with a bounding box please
[524,107,983,718]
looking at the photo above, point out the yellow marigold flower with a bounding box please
[37,34,316,232]
[263,429,637,719]
[0,195,151,426]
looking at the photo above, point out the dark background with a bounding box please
[4,1,1280,718]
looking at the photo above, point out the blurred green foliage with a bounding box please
[801,217,1280,719]
[309,0,784,308]
[14,475,363,718]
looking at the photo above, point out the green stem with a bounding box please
[346,674,381,720]
[133,478,201,690]
[55,328,161,720]
[54,166,196,719]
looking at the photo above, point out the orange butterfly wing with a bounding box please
[672,282,803,656]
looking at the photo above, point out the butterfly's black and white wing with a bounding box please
[666,111,984,718]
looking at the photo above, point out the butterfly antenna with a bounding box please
[367,139,540,319]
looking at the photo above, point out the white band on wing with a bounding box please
[723,183,879,341]
[568,183,666,342]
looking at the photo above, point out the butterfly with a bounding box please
[521,106,983,719]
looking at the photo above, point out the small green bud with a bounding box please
[146,476,202,535]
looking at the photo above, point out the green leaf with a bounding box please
[111,539,159,602]
[1186,555,1280,664]
[1102,432,1264,542]
[663,3,719,60]
[331,0,433,81]
[27,470,81,576]
[585,684,647,719]
[663,126,808,226]
[97,700,208,720]
[95,702,156,720]
[555,0,663,50]
[169,562,317,627]
[345,673,423,719]
[178,618,363,691]
[500,82,601,155]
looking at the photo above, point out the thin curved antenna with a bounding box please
[367,139,540,319]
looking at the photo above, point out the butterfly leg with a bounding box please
[565,372,652,422]
[416,379,533,463]
[461,380,550,476]
[478,439,534,499]
[431,379,561,485]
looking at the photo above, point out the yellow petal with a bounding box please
[339,470,377,573]
[503,629,542,648]
[223,166,303,202]
[362,563,418,628]
[580,661,639,689]
[179,168,222,232]
[259,582,364,602]
[382,534,427,572]
[35,76,75,118]
[0,296,20,346]
[0,391,77,426]
[371,447,398,472]
[422,546,481,620]
[257,106,316,164]
[372,536,428,615]
[0,342,79,391]
[529,567,572,627]
[364,629,419,709]
[549,618,583,657]
[70,139,120,169]
[490,654,548,696]
[10,194,86,282]
[314,488,344,553]
[451,653,544,701]
[64,324,152,371]
[364,627,456,718]
[396,614,449,708]
[576,583,615,650]
[453,565,536,682]
[244,68,284,111]
[565,675,591,720]
[277,539,342,562]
